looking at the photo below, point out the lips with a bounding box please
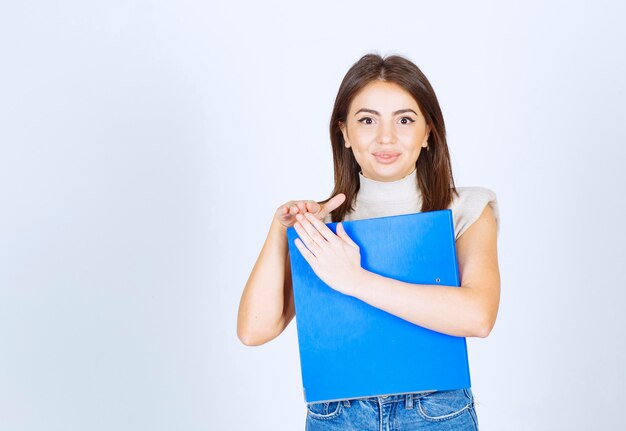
[373,151,400,164]
[373,152,400,157]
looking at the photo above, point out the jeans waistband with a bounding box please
[345,390,437,407]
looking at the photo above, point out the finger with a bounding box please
[294,220,321,256]
[294,238,317,263]
[336,222,359,249]
[294,216,326,251]
[305,200,321,215]
[296,201,307,213]
[277,206,292,223]
[301,212,338,244]
[320,193,346,217]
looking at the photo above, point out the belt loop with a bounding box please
[405,393,414,410]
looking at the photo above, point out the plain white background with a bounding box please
[1,1,625,430]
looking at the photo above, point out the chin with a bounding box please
[366,167,411,181]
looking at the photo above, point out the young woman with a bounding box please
[237,53,500,431]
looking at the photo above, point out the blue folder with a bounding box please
[286,209,471,403]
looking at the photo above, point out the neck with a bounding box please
[357,168,421,203]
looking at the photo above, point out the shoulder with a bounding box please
[452,186,498,206]
[449,186,500,240]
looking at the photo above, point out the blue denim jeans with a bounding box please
[305,388,478,430]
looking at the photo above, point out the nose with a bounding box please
[377,120,396,144]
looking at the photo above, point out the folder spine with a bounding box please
[446,209,472,389]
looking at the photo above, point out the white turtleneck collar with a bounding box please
[356,168,422,204]
[334,167,425,222]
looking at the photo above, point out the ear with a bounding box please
[338,121,350,148]
[422,124,431,148]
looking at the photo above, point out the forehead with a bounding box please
[349,80,419,113]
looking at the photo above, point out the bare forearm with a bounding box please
[237,218,290,345]
[351,269,490,338]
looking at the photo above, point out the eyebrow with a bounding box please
[354,108,418,116]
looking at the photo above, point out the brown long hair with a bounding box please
[319,53,459,222]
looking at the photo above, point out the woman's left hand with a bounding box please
[293,212,363,297]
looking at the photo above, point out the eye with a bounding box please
[399,117,415,125]
[357,117,374,125]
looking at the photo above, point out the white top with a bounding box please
[323,168,499,240]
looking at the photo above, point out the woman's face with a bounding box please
[339,80,431,182]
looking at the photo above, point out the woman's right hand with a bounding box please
[275,193,346,229]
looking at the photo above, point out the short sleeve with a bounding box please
[451,187,500,240]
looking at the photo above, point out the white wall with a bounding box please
[1,1,624,430]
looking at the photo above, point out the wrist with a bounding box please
[347,267,370,298]
[270,217,289,240]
